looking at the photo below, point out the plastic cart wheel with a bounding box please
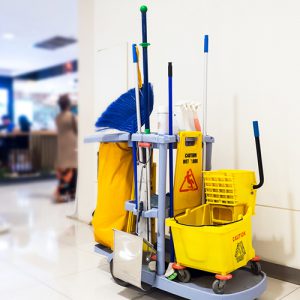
[250,261,262,275]
[109,259,129,287]
[212,279,226,294]
[177,269,191,283]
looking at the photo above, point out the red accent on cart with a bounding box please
[180,169,198,192]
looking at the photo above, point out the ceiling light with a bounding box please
[2,33,15,40]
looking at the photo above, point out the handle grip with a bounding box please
[204,35,209,53]
[253,121,259,137]
[132,44,137,63]
[168,62,173,77]
[140,5,148,13]
[252,121,264,189]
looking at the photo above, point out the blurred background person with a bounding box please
[18,115,31,133]
[0,115,15,133]
[55,94,78,202]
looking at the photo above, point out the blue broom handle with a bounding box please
[140,5,150,132]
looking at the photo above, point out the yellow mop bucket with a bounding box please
[166,204,255,276]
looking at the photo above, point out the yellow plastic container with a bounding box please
[166,204,255,275]
[203,170,256,212]
[173,131,203,215]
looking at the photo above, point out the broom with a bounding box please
[95,83,153,133]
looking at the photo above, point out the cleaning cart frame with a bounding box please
[85,4,267,299]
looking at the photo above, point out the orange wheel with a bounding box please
[251,255,261,262]
[215,274,232,281]
[151,254,157,261]
[172,263,186,270]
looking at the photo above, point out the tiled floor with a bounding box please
[0,180,299,300]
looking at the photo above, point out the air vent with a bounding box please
[34,36,77,50]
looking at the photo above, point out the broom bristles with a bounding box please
[95,83,154,133]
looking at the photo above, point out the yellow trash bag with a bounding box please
[92,142,133,249]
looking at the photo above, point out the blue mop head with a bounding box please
[95,83,153,133]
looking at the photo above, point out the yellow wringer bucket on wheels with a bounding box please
[166,121,264,294]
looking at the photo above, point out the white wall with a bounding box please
[78,0,300,269]
[77,0,97,223]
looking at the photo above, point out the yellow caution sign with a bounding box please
[174,131,203,215]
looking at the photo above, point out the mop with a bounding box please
[202,35,209,203]
[165,62,177,280]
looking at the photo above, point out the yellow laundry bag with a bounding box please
[92,142,133,249]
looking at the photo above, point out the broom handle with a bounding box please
[132,44,142,133]
[132,44,142,213]
[140,5,150,132]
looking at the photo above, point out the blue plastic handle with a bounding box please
[204,35,209,53]
[132,44,137,63]
[253,121,260,137]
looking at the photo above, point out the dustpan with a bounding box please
[112,230,156,289]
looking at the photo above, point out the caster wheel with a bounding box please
[212,279,226,294]
[109,259,129,287]
[250,261,262,275]
[177,269,191,283]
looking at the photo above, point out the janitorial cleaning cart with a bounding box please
[85,5,267,299]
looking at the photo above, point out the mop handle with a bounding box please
[168,62,174,217]
[253,121,264,189]
[202,35,209,137]
[132,142,139,209]
[168,63,173,135]
[202,35,209,205]
[132,44,142,133]
[168,62,175,262]
[140,5,150,133]
[202,35,209,173]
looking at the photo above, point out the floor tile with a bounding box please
[259,277,299,300]
[9,243,107,281]
[282,287,300,300]
[46,262,181,300]
[1,180,299,300]
[1,283,70,300]
[0,260,39,293]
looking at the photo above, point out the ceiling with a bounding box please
[0,0,78,77]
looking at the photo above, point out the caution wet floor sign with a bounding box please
[174,131,203,215]
[180,169,198,192]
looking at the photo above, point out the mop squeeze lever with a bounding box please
[252,121,264,189]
